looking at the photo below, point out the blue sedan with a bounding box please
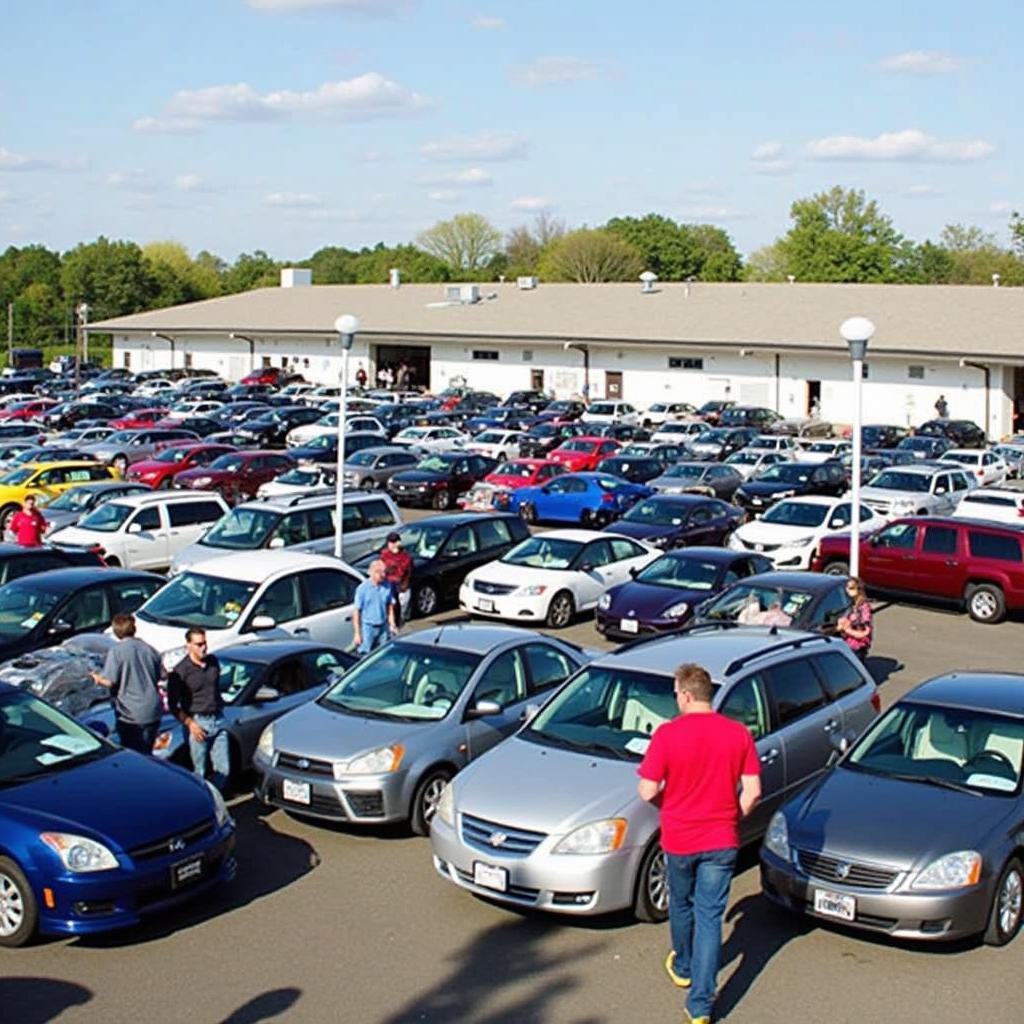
[0,682,235,946]
[504,472,652,526]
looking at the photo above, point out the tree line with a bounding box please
[2,186,1022,350]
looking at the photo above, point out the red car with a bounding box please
[812,515,1024,624]
[241,366,285,387]
[110,407,168,430]
[548,436,621,473]
[174,449,296,504]
[0,398,57,421]
[485,459,566,490]
[125,442,238,489]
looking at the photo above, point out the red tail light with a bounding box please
[870,691,881,713]
[601,493,615,503]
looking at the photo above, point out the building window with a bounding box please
[669,357,704,370]
[122,351,131,369]
[908,365,925,379]
[522,350,533,362]
[472,350,499,361]
[184,352,193,369]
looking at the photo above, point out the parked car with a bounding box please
[733,461,848,515]
[761,671,1024,945]
[0,462,120,532]
[464,459,566,512]
[518,421,586,459]
[0,542,105,583]
[388,453,498,511]
[341,446,420,491]
[460,528,658,628]
[430,628,877,921]
[53,425,114,447]
[813,516,1024,624]
[42,400,120,431]
[108,407,169,430]
[991,444,1024,479]
[174,450,295,505]
[231,406,326,448]
[689,426,759,461]
[897,435,954,461]
[697,399,735,424]
[640,401,697,428]
[80,428,201,472]
[257,464,336,498]
[253,625,589,834]
[391,425,468,454]
[747,435,800,456]
[593,455,665,485]
[860,424,910,449]
[0,398,56,422]
[596,548,774,640]
[800,439,852,465]
[464,408,534,434]
[719,406,782,432]
[536,400,586,423]
[650,419,706,445]
[858,464,973,519]
[774,416,833,438]
[504,472,650,526]
[618,441,689,464]
[939,448,1009,487]
[354,512,530,618]
[586,422,652,444]
[165,400,224,422]
[548,436,621,473]
[124,443,237,490]
[725,450,792,480]
[953,488,1024,525]
[648,461,744,500]
[604,494,745,550]
[41,481,153,534]
[917,419,987,448]
[580,401,640,427]
[465,429,524,463]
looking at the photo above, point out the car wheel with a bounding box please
[520,502,537,524]
[112,454,128,474]
[822,560,849,577]
[361,477,375,490]
[0,856,38,948]
[580,508,594,526]
[410,767,453,836]
[159,477,172,489]
[634,841,669,923]
[984,858,1023,946]
[433,489,452,511]
[496,452,506,463]
[103,555,121,567]
[413,582,439,618]
[545,590,575,629]
[0,504,19,534]
[966,583,1006,624]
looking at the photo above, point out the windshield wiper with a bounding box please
[874,769,984,797]
[570,739,633,761]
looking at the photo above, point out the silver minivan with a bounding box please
[859,464,973,519]
[430,627,878,921]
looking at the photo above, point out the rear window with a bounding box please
[167,500,225,528]
[963,492,1018,508]
[811,651,867,701]
[357,498,397,530]
[968,531,1023,563]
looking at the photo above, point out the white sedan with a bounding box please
[286,414,385,448]
[460,528,659,628]
[580,401,640,427]
[939,448,1008,488]
[651,419,706,444]
[391,426,467,453]
[165,400,224,421]
[465,429,523,462]
[728,495,884,569]
[799,439,851,464]
[641,401,697,427]
[724,450,792,480]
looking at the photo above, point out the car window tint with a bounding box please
[307,506,335,540]
[609,537,644,562]
[922,526,958,555]
[89,466,113,481]
[359,499,397,530]
[299,649,346,687]
[566,477,588,493]
[474,518,512,550]
[582,540,614,567]
[762,659,827,727]
[876,523,918,549]
[813,586,851,627]
[251,575,302,624]
[58,585,110,631]
[968,531,1022,563]
[109,578,160,616]
[7,554,64,581]
[265,657,308,697]
[472,649,526,707]
[719,676,769,740]
[167,501,223,528]
[302,569,357,615]
[131,507,161,532]
[690,507,713,524]
[444,525,477,557]
[810,650,866,701]
[523,643,575,695]
[270,511,310,547]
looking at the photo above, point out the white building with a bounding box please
[89,271,1024,437]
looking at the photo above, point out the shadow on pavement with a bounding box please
[865,654,902,686]
[218,987,302,1024]
[381,917,608,1023]
[0,977,92,1022]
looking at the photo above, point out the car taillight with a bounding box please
[601,493,615,503]
[870,691,881,713]
[976,469,984,477]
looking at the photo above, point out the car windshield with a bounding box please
[276,467,326,487]
[208,454,245,472]
[900,437,938,450]
[136,572,257,630]
[529,424,558,437]
[347,450,379,468]
[0,467,34,485]
[526,665,692,761]
[807,442,839,453]
[560,439,595,452]
[588,403,615,415]
[757,464,810,484]
[475,432,505,443]
[46,487,100,511]
[624,497,693,526]
[847,702,1024,795]
[700,582,815,622]
[695,430,727,444]
[103,431,139,445]
[727,452,759,465]
[940,453,977,466]
[761,501,830,527]
[204,507,280,550]
[304,434,335,451]
[153,446,194,464]
[0,581,62,638]
[635,555,722,591]
[417,455,453,473]
[869,470,930,492]
[0,689,109,785]
[495,462,538,479]
[319,642,481,720]
[663,464,705,480]
[400,428,429,439]
[659,423,694,434]
[397,521,455,560]
[78,502,133,532]
[502,535,582,570]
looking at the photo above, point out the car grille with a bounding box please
[472,579,517,596]
[862,498,893,514]
[796,849,900,890]
[453,867,540,903]
[276,750,334,777]
[739,539,781,553]
[128,818,215,861]
[273,781,346,816]
[461,813,547,858]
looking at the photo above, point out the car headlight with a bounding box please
[553,818,628,855]
[664,601,690,618]
[764,811,790,860]
[206,781,231,828]
[436,781,455,826]
[257,723,275,760]
[40,832,119,873]
[784,535,815,547]
[516,585,548,596]
[597,593,611,610]
[334,744,405,778]
[162,645,187,673]
[912,851,982,890]
[189,476,212,488]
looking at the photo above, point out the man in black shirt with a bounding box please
[167,627,229,791]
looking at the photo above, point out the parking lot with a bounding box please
[6,496,1024,1024]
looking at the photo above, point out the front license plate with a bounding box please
[813,889,855,921]
[171,855,203,889]
[751,498,763,507]
[282,779,311,805]
[477,598,496,613]
[473,861,508,892]
[620,618,639,634]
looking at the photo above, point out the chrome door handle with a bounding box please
[824,719,839,733]
[760,748,780,765]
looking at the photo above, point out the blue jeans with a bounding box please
[117,720,159,755]
[186,714,230,792]
[667,847,738,1019]
[357,621,389,656]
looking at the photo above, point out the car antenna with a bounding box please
[434,625,444,646]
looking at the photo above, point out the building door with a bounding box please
[373,344,430,391]
[606,371,623,399]
[1014,367,1024,433]
[530,369,545,392]
[806,380,821,417]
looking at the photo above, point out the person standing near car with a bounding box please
[935,394,949,419]
[837,576,873,665]
[89,612,163,755]
[379,531,412,624]
[9,494,47,547]
[167,627,229,791]
[638,663,761,1024]
[352,559,397,655]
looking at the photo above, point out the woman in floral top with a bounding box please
[837,576,873,664]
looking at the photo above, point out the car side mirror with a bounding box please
[268,537,285,549]
[126,522,142,534]
[629,566,639,578]
[522,703,541,724]
[827,730,854,766]
[251,615,276,631]
[868,535,880,546]
[580,562,595,573]
[48,619,73,636]
[253,685,280,703]
[466,699,502,719]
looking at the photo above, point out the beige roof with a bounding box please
[88,281,1024,362]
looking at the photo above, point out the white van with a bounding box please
[51,491,229,571]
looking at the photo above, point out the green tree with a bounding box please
[351,243,450,284]
[306,246,358,285]
[224,250,280,293]
[1011,211,1024,258]
[538,228,644,283]
[503,213,566,278]
[60,237,159,319]
[743,243,789,282]
[689,224,743,281]
[416,213,502,273]
[605,214,700,279]
[190,250,226,298]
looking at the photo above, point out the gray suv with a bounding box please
[860,464,973,519]
[80,428,200,472]
[342,446,420,490]
[430,627,878,921]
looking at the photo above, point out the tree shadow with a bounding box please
[380,916,608,1023]
[0,977,92,1023]
[219,987,302,1024]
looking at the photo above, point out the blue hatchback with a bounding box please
[505,472,651,526]
[0,683,235,946]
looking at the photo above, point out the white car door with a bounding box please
[572,538,619,610]
[293,567,360,647]
[165,498,229,561]
[122,505,169,569]
[605,536,658,587]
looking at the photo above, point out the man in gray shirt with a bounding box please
[90,612,163,754]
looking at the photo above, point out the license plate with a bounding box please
[752,498,763,506]
[620,618,639,634]
[473,861,508,892]
[282,779,311,805]
[171,855,203,889]
[477,598,496,612]
[813,888,855,921]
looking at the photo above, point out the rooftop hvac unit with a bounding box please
[517,276,538,290]
[444,284,480,304]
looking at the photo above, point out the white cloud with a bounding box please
[174,174,208,192]
[132,116,200,135]
[427,189,460,202]
[989,201,1016,215]
[751,141,783,161]
[264,191,324,207]
[245,0,411,13]
[904,184,943,197]
[509,56,600,87]
[511,196,551,211]
[472,15,506,30]
[424,167,493,187]
[106,169,160,193]
[879,50,966,75]
[805,129,994,163]
[678,205,751,221]
[751,141,795,176]
[419,131,528,162]
[0,147,52,171]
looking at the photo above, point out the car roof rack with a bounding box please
[725,632,831,675]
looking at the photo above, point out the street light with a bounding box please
[840,316,875,577]
[333,314,359,559]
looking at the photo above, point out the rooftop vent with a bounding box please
[993,273,1001,288]
[516,276,538,290]
[639,270,658,294]
[280,268,312,288]
[389,268,401,289]
[787,275,796,284]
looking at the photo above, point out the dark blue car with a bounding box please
[506,472,651,526]
[0,682,235,946]
[601,494,745,550]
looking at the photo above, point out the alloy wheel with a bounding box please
[647,850,669,912]
[419,776,447,825]
[999,868,1022,936]
[971,590,999,621]
[415,584,438,617]
[0,873,24,938]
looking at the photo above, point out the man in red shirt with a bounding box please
[378,532,412,623]
[9,494,47,547]
[638,663,761,1024]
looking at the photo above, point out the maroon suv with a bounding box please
[174,450,295,504]
[812,515,1024,623]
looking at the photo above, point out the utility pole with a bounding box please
[79,302,90,366]
[6,302,12,366]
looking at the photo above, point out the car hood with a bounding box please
[734,520,818,544]
[605,580,708,618]
[859,486,921,502]
[133,615,238,656]
[787,766,1014,871]
[126,458,168,476]
[391,470,451,484]
[453,736,641,835]
[1,751,215,850]
[47,525,99,547]
[607,520,677,542]
[466,561,571,586]
[44,509,83,532]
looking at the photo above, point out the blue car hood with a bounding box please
[605,580,707,619]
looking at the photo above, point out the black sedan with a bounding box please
[0,543,105,584]
[588,423,651,443]
[536,400,587,422]
[602,493,744,550]
[594,455,665,485]
[518,422,586,458]
[917,419,987,448]
[42,401,121,431]
[231,406,325,448]
[861,424,910,449]
[387,452,498,511]
[733,461,848,514]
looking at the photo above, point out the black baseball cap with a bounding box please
[386,532,401,542]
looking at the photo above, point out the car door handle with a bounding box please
[293,627,310,635]
[760,748,780,765]
[945,559,959,567]
[823,718,839,734]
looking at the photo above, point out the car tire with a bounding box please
[410,767,453,836]
[545,590,575,629]
[0,856,38,948]
[361,478,375,490]
[984,857,1023,947]
[822,560,850,577]
[0,504,19,534]
[112,454,129,474]
[520,502,537,524]
[413,582,439,618]
[103,555,121,567]
[966,583,1006,624]
[496,452,506,463]
[433,489,452,511]
[634,840,669,924]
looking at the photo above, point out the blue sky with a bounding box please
[1,0,1019,262]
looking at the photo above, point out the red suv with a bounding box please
[812,516,1024,623]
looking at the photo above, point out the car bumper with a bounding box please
[388,489,439,507]
[459,584,548,622]
[254,763,411,824]
[728,535,811,569]
[430,814,642,916]
[37,823,236,937]
[759,850,991,941]
[595,608,687,641]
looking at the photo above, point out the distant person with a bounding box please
[935,394,949,419]
[9,494,47,547]
[89,613,163,754]
[379,531,412,623]
[837,576,873,665]
[352,559,397,655]
[756,600,792,627]
[355,364,368,389]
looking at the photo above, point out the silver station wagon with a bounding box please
[431,627,878,920]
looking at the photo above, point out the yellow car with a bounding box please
[0,461,121,532]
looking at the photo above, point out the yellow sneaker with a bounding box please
[664,951,691,988]
[682,1008,709,1024]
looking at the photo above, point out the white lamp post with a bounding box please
[839,316,875,577]
[333,314,360,559]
